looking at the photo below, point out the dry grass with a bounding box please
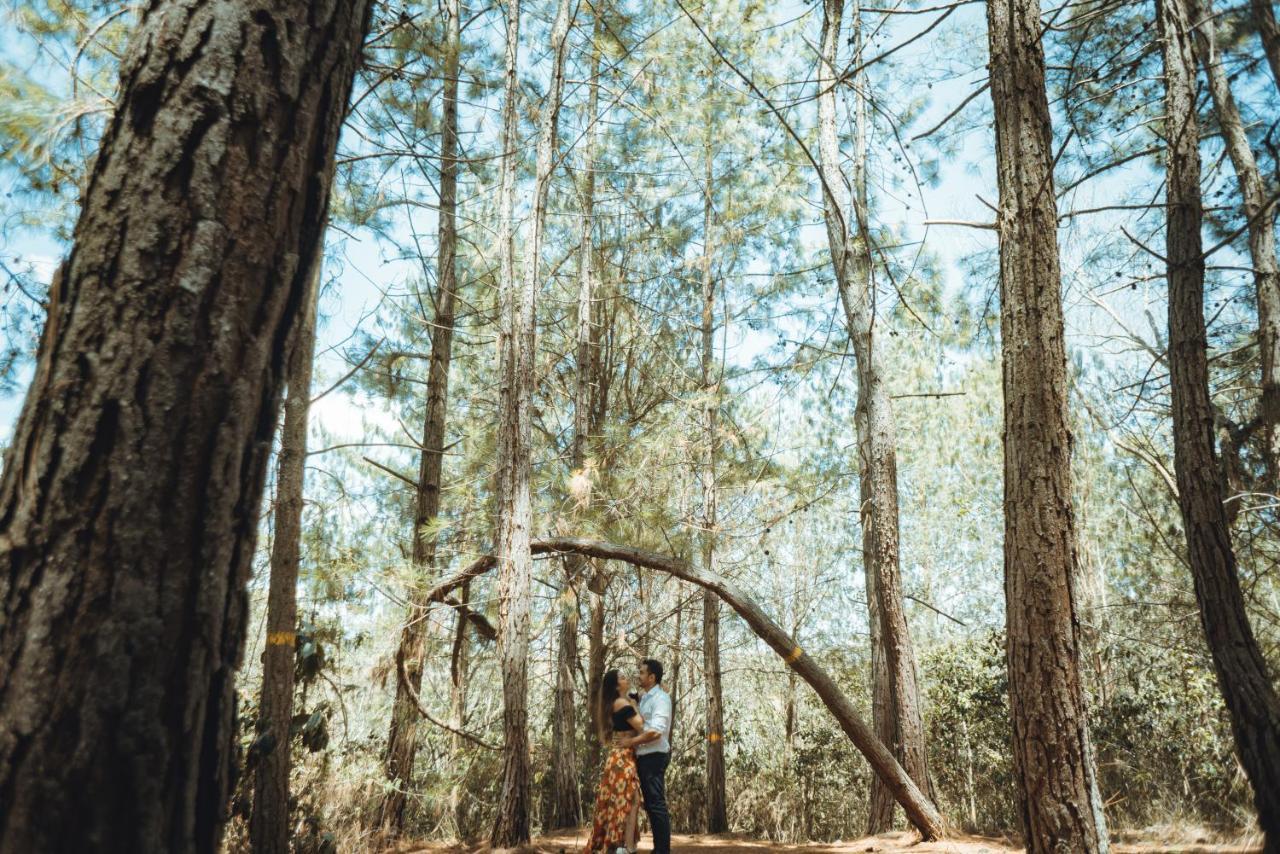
[394,826,1264,854]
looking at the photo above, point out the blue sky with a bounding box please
[0,0,1266,452]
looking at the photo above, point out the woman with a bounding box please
[585,668,645,854]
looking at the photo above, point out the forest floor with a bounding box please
[401,827,1263,854]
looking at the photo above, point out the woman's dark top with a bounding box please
[611,703,638,732]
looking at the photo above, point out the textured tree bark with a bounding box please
[430,537,947,840]
[0,1,369,851]
[551,219,592,828]
[378,0,463,836]
[817,0,933,821]
[700,139,729,836]
[581,24,609,773]
[853,1,904,830]
[863,501,897,833]
[448,578,471,836]
[850,7,898,822]
[985,0,1109,849]
[1191,0,1280,489]
[490,0,529,841]
[491,0,573,843]
[670,594,685,750]
[586,565,610,772]
[702,590,727,830]
[250,259,321,854]
[547,6,603,825]
[547,573,582,829]
[1253,0,1280,91]
[1159,0,1280,845]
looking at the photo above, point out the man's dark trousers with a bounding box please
[636,751,671,853]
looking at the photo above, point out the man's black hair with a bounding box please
[642,658,664,684]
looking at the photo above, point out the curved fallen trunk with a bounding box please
[426,536,947,840]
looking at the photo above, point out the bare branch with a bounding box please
[395,643,498,750]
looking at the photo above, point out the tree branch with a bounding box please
[395,643,497,750]
[427,535,947,839]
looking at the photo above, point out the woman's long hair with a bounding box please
[598,668,621,745]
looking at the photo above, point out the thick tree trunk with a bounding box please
[0,2,369,851]
[1191,0,1280,489]
[491,0,573,843]
[1159,0,1280,845]
[250,259,322,854]
[1253,0,1280,92]
[985,0,1108,849]
[700,141,729,836]
[430,537,948,841]
[379,0,463,834]
[817,0,933,820]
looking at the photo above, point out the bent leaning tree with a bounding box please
[425,536,948,840]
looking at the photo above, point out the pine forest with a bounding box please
[1,0,1279,852]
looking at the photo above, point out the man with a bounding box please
[621,659,672,854]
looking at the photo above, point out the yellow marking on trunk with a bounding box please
[267,631,296,647]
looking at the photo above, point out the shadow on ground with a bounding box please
[399,827,1263,854]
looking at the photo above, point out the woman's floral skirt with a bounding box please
[584,745,640,852]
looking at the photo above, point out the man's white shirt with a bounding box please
[636,684,672,756]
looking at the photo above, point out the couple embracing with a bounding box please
[585,658,672,854]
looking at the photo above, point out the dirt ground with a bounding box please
[401,827,1263,854]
